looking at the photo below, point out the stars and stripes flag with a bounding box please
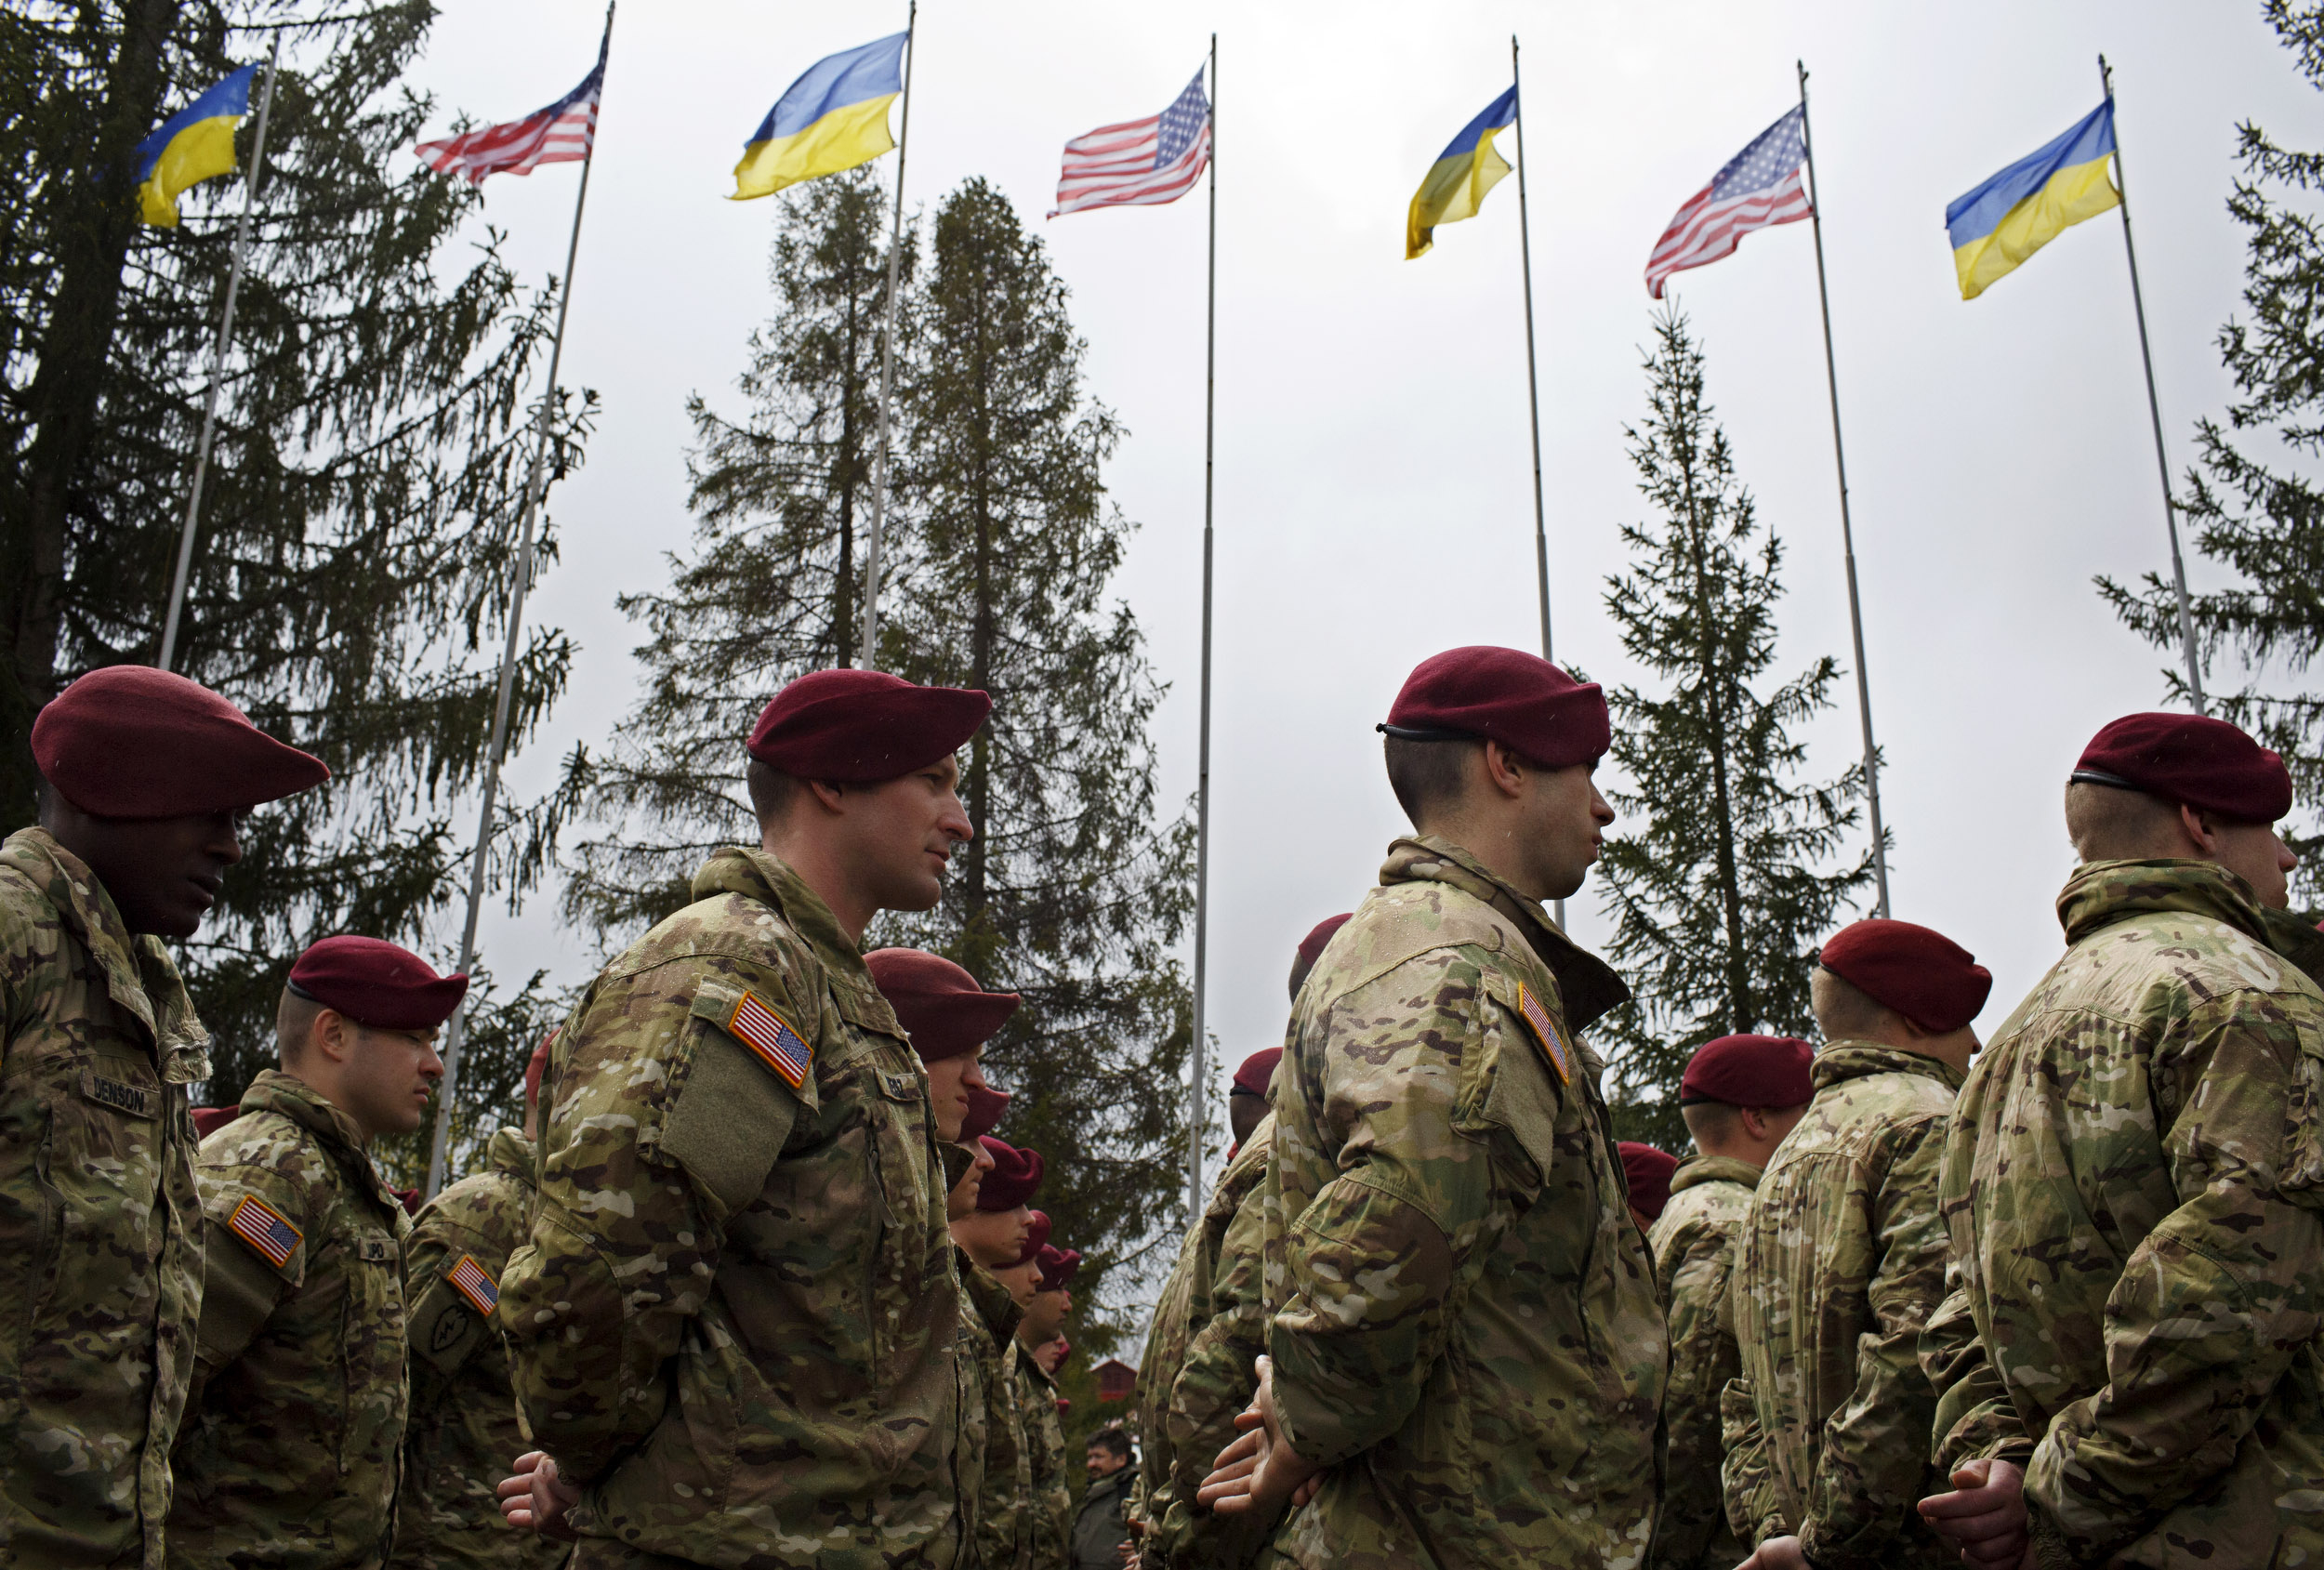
[445,1254,501,1316]
[416,25,607,186]
[227,1194,302,1268]
[1050,66,1211,218]
[728,992,812,1090]
[1645,105,1813,298]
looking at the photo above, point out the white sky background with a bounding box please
[407,1,2312,1143]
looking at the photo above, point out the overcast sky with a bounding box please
[405,0,2312,1161]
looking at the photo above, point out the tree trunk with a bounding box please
[1675,415,1753,1034]
[963,263,994,966]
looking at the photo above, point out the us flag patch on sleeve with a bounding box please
[728,991,813,1089]
[445,1254,500,1316]
[1515,983,1572,1085]
[227,1194,302,1268]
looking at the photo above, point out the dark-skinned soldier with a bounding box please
[2,666,324,1570]
[170,937,466,1570]
[497,669,985,1569]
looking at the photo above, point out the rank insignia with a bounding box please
[728,990,812,1090]
[227,1194,302,1268]
[1515,983,1571,1086]
[445,1253,500,1316]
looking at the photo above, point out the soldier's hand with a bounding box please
[1195,1356,1321,1517]
[1736,1536,1812,1570]
[1917,1458,2033,1569]
[496,1451,582,1542]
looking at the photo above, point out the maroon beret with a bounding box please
[1035,1245,1082,1294]
[866,948,1020,1062]
[746,668,990,784]
[961,1085,1010,1141]
[1298,914,1352,972]
[1817,918,1992,1034]
[2071,712,2293,825]
[1231,1048,1282,1097]
[1009,1209,1052,1269]
[523,1032,556,1107]
[391,1185,423,1217]
[190,1106,241,1140]
[1381,646,1609,770]
[1681,1035,1815,1109]
[33,666,328,819]
[977,1137,1044,1211]
[287,935,469,1032]
[1620,1141,1678,1221]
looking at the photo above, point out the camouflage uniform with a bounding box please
[1645,1154,1758,1570]
[1926,859,2324,1566]
[0,826,210,1570]
[497,847,960,1570]
[1139,1116,1274,1570]
[958,1253,1027,1570]
[1017,1353,1070,1569]
[1261,836,1663,1570]
[171,1069,415,1570]
[390,1127,559,1570]
[1722,1046,1957,1570]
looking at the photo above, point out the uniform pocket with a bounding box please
[338,1231,407,1477]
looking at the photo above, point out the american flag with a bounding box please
[228,1194,303,1269]
[1645,105,1813,299]
[1050,67,1211,219]
[446,1254,501,1316]
[416,29,607,187]
[729,992,812,1090]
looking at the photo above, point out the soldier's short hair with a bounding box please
[1680,1100,1739,1146]
[1810,965,1895,1043]
[1088,1427,1133,1460]
[1383,734,1480,826]
[746,758,804,824]
[2064,780,2185,864]
[274,985,326,1062]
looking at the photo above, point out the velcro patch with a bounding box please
[80,1070,155,1119]
[727,991,813,1090]
[445,1254,500,1316]
[227,1194,302,1268]
[1516,983,1571,1086]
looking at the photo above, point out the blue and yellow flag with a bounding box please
[734,33,907,201]
[1946,99,2119,300]
[134,64,257,227]
[1407,86,1517,260]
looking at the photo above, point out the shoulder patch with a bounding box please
[1515,983,1571,1085]
[726,990,813,1089]
[444,1253,500,1316]
[227,1193,303,1268]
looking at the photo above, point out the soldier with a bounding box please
[1618,1141,1676,1233]
[1201,645,1663,1568]
[495,668,986,1568]
[1019,1244,1080,1570]
[2,666,325,1570]
[1647,1035,1813,1570]
[867,947,1023,1570]
[170,935,466,1570]
[1920,713,2324,1567]
[1137,921,1344,1570]
[1723,918,1991,1570]
[389,1036,561,1570]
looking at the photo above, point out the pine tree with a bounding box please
[1,2,588,1181]
[2100,0,2324,904]
[1596,308,1875,1150]
[880,178,1194,1354]
[561,167,911,938]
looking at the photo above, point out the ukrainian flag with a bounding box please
[733,33,907,201]
[134,64,257,227]
[1407,86,1518,260]
[1946,99,2119,300]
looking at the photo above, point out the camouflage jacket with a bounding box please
[498,847,961,1569]
[0,826,210,1570]
[1017,1352,1071,1569]
[390,1128,558,1570]
[958,1252,1027,1570]
[1926,860,2324,1568]
[1261,836,1663,1570]
[172,1069,414,1570]
[1143,1116,1274,1570]
[1723,1045,1958,1570]
[1645,1154,1758,1570]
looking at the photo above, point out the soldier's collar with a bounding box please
[1670,1153,1763,1194]
[1810,1040,1968,1094]
[238,1068,407,1212]
[689,847,905,1036]
[484,1125,535,1184]
[1380,835,1630,1031]
[2056,857,2277,953]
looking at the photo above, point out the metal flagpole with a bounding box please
[2100,54,2206,715]
[1797,61,1892,918]
[159,33,282,672]
[858,2,918,670]
[1510,35,1565,930]
[426,2,614,1197]
[1188,33,1217,1222]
